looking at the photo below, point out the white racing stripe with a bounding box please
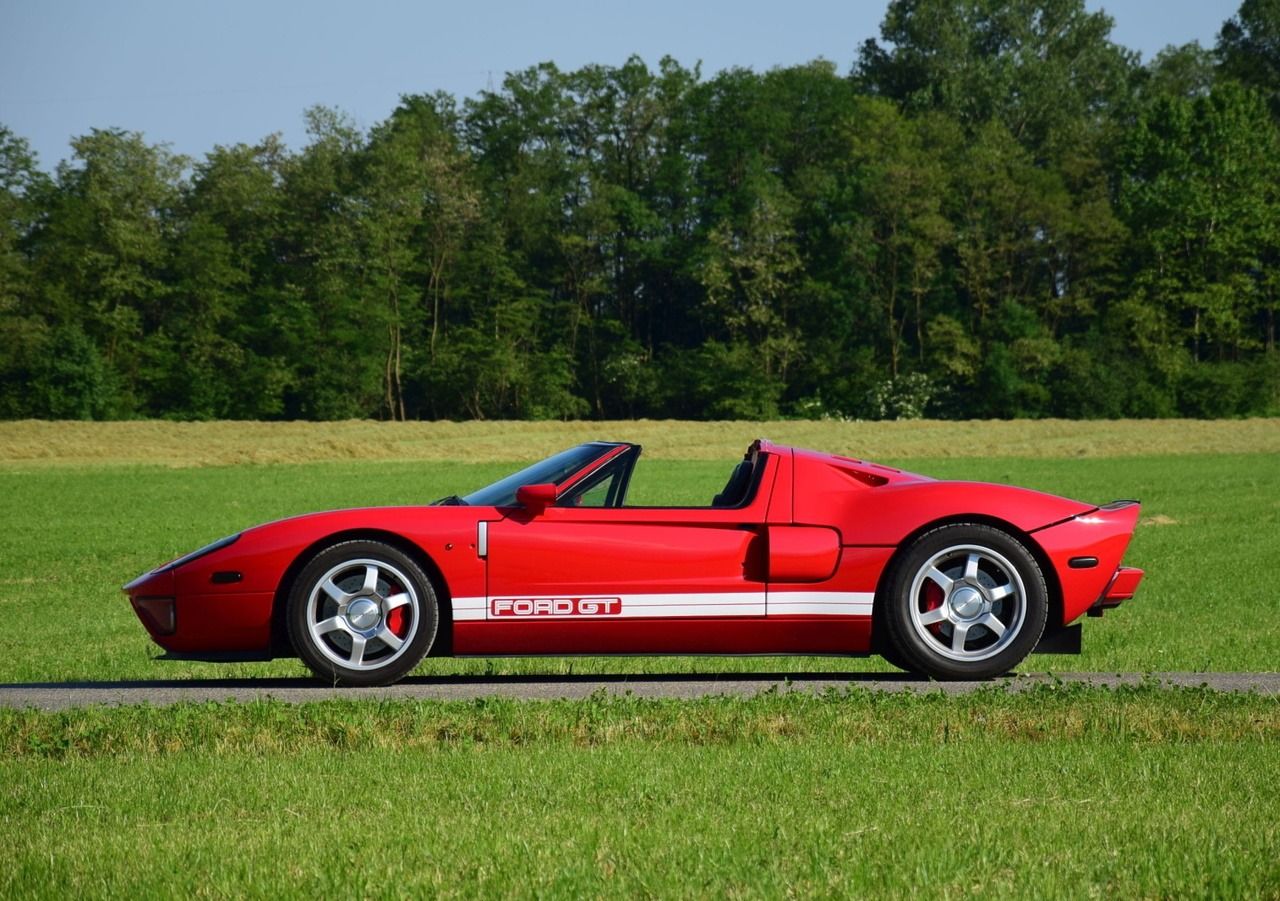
[767,591,875,616]
[450,591,873,621]
[452,596,487,622]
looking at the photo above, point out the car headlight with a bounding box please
[155,533,241,573]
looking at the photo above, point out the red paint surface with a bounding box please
[770,546,894,597]
[767,525,841,582]
[487,518,767,603]
[1103,566,1145,603]
[123,441,1143,659]
[1032,503,1142,623]
[454,616,873,656]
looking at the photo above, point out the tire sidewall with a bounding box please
[287,540,438,686]
[883,524,1048,680]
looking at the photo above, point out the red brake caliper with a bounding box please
[386,583,410,638]
[923,581,944,635]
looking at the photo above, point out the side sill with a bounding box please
[155,651,279,663]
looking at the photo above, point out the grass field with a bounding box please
[3,416,1279,466]
[2,687,1278,898]
[2,420,1278,897]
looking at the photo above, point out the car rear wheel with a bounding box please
[287,540,438,686]
[882,524,1047,680]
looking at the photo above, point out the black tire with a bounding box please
[287,540,439,686]
[874,639,918,674]
[881,523,1047,680]
[871,613,918,673]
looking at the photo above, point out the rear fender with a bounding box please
[869,512,1066,651]
[805,479,1095,546]
[1031,502,1142,624]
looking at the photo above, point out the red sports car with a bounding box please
[124,440,1143,684]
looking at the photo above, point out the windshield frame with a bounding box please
[460,442,630,508]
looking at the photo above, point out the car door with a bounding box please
[474,452,778,655]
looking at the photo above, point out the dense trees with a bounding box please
[2,0,1278,421]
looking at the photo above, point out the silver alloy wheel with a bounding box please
[906,544,1027,663]
[304,557,420,671]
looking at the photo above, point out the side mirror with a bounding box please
[515,482,558,514]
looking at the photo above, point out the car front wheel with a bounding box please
[287,540,438,686]
[882,524,1047,680]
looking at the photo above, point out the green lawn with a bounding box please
[2,687,1277,898]
[0,451,1276,681]
[2,429,1279,898]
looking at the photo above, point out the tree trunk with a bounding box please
[915,287,925,363]
[385,324,396,421]
[386,281,405,421]
[428,252,447,362]
[394,324,405,421]
[1193,308,1201,362]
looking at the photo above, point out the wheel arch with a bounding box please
[269,529,454,658]
[870,513,1063,651]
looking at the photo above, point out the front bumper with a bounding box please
[123,565,274,655]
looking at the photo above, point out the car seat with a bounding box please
[711,460,754,508]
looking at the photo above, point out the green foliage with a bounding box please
[1217,0,1280,118]
[26,326,121,419]
[2,1,1280,421]
[864,372,941,419]
[857,0,1136,153]
[1115,81,1280,386]
[661,340,785,419]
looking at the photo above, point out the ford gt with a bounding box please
[123,440,1143,684]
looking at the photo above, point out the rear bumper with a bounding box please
[1088,566,1144,616]
[1032,501,1142,624]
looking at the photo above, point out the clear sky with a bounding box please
[0,0,1242,171]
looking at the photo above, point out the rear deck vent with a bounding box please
[837,466,890,488]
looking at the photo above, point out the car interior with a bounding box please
[557,445,759,510]
[710,459,755,508]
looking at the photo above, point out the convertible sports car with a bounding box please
[124,440,1143,684]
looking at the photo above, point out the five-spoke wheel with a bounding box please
[288,540,438,685]
[882,524,1047,680]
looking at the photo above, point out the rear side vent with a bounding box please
[837,466,889,488]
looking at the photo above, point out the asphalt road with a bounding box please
[1,672,1277,710]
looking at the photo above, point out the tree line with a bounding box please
[2,0,1278,422]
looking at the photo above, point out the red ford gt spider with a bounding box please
[124,440,1143,684]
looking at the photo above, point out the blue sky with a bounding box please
[0,0,1241,171]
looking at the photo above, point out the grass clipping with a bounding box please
[2,418,1278,467]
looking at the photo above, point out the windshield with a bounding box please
[461,443,617,507]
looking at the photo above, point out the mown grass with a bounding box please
[4,684,1277,756]
[2,687,1277,898]
[2,416,1278,466]
[0,450,1276,681]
